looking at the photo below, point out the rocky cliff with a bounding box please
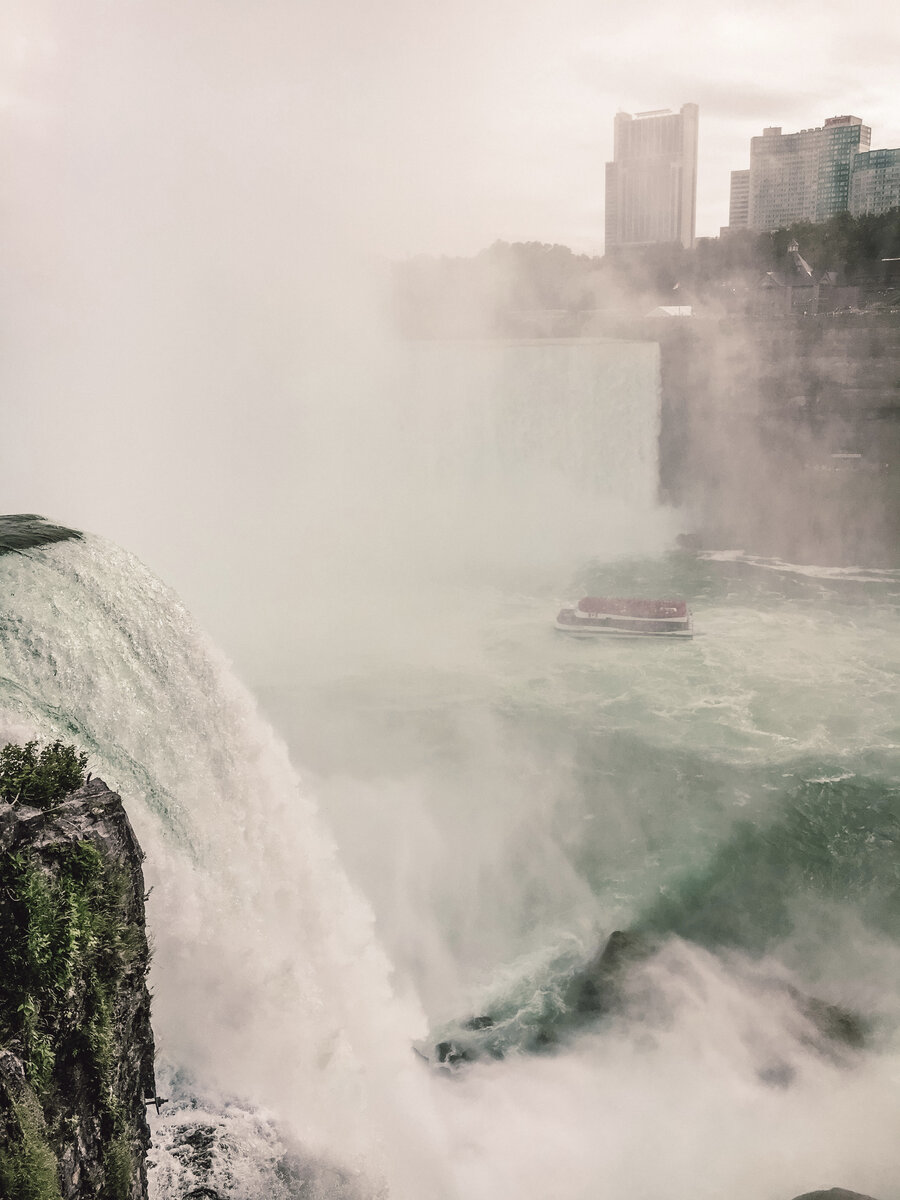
[0,779,155,1200]
[650,313,900,565]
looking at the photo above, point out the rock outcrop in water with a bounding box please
[0,779,155,1200]
[434,929,866,1072]
[149,1117,378,1200]
[791,1190,882,1200]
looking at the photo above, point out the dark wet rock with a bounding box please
[0,513,83,555]
[791,1190,882,1200]
[788,987,867,1050]
[430,928,869,1075]
[462,1015,495,1031]
[155,1115,379,1200]
[430,930,657,1067]
[171,1124,219,1175]
[566,928,656,1016]
[436,1040,472,1065]
[0,779,155,1199]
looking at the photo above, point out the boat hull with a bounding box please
[554,604,693,639]
[554,620,693,639]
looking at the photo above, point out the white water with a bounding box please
[0,339,666,1197]
[0,533,455,1196]
[2,338,900,1200]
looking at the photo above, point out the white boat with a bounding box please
[555,597,693,639]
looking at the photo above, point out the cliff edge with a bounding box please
[0,779,155,1200]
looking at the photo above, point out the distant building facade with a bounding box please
[816,116,872,221]
[605,103,698,250]
[752,237,858,316]
[748,125,823,230]
[746,116,871,232]
[731,114,900,232]
[727,169,750,230]
[849,148,900,218]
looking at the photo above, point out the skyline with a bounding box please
[2,2,900,264]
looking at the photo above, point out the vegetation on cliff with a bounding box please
[392,208,900,335]
[0,741,88,809]
[0,753,154,1200]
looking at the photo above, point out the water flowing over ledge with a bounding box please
[1,318,898,1200]
[0,515,83,555]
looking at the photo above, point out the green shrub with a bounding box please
[102,1133,133,1200]
[0,1096,63,1200]
[0,839,144,1198]
[0,741,88,809]
[0,844,142,1084]
[0,747,144,1199]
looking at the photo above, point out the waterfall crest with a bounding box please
[0,531,447,1197]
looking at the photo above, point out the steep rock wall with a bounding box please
[651,313,900,564]
[0,780,155,1200]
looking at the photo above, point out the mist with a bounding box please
[3,7,900,1200]
[3,2,897,645]
[0,1,685,678]
[2,3,385,659]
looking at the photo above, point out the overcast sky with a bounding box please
[3,0,900,260]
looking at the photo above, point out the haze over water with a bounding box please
[252,349,900,1200]
[3,337,900,1198]
[2,6,900,1199]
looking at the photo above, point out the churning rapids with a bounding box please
[2,339,900,1200]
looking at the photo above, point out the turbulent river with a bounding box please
[1,338,899,1200]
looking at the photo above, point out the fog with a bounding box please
[0,7,522,659]
[3,2,899,648]
[2,3,388,662]
[3,10,900,1200]
[0,1,678,675]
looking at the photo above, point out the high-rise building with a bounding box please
[605,103,699,250]
[849,148,900,218]
[727,169,750,230]
[817,116,872,221]
[745,116,870,232]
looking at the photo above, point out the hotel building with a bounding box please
[747,116,871,232]
[605,103,699,250]
[727,169,750,231]
[849,148,900,218]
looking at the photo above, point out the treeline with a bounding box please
[391,209,900,337]
[682,208,900,287]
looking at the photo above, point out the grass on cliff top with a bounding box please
[0,741,88,810]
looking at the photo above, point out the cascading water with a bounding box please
[0,527,451,1199]
[2,337,900,1200]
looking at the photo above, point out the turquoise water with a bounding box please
[2,533,900,1200]
[251,545,900,1198]
[259,551,900,1025]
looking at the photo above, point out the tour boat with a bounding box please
[555,597,693,638]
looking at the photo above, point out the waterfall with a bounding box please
[4,338,895,1200]
[0,531,450,1198]
[297,338,668,576]
[0,340,669,1196]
